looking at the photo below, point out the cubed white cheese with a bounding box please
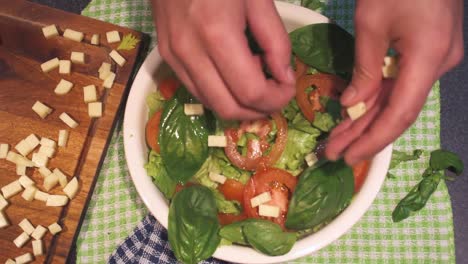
[63,177,78,199]
[208,135,227,147]
[32,152,49,167]
[58,130,69,147]
[19,175,35,188]
[184,104,204,116]
[347,102,367,121]
[22,186,37,201]
[19,219,35,235]
[98,62,112,80]
[42,24,59,38]
[43,173,59,191]
[34,190,49,202]
[15,139,34,156]
[48,222,62,235]
[54,168,68,188]
[250,192,272,208]
[258,204,280,218]
[305,152,318,167]
[40,57,59,73]
[15,252,33,264]
[17,156,35,167]
[208,172,227,184]
[59,60,71,74]
[0,194,8,211]
[32,101,53,119]
[382,56,399,79]
[88,102,102,118]
[32,239,44,256]
[83,85,98,103]
[106,30,121,43]
[46,194,68,207]
[6,151,20,164]
[63,28,84,42]
[25,134,40,150]
[5,259,15,264]
[40,137,56,148]
[2,180,23,199]
[16,165,27,176]
[70,51,85,64]
[38,167,52,178]
[109,50,126,67]
[39,145,56,158]
[31,225,47,240]
[14,232,30,248]
[91,33,100,45]
[0,211,9,229]
[0,143,9,158]
[103,72,116,89]
[59,112,79,128]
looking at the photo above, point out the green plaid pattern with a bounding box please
[77,0,455,263]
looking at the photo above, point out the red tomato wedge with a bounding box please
[296,73,347,122]
[159,77,179,99]
[294,56,308,79]
[145,110,162,153]
[224,113,288,171]
[243,168,297,229]
[352,160,371,193]
[218,179,245,204]
[218,213,248,226]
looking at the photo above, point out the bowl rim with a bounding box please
[123,2,393,263]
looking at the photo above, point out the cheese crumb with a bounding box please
[63,29,84,42]
[106,30,121,43]
[347,102,367,121]
[48,222,63,235]
[59,112,79,128]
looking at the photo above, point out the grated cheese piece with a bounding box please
[1,180,23,199]
[109,50,126,66]
[63,29,84,42]
[40,58,59,73]
[208,172,227,184]
[32,101,53,119]
[258,204,280,218]
[48,222,62,235]
[46,195,69,207]
[59,112,79,128]
[250,192,272,208]
[347,102,367,121]
[58,130,69,147]
[59,60,71,74]
[184,104,204,116]
[31,225,47,240]
[14,232,30,248]
[305,153,318,167]
[0,143,9,159]
[19,218,35,235]
[32,239,44,256]
[106,30,121,43]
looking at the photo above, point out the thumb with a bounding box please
[341,21,389,107]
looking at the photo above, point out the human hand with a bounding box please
[151,0,296,120]
[325,0,464,165]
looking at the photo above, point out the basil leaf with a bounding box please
[285,159,354,230]
[243,219,296,256]
[392,172,442,222]
[429,149,464,175]
[168,186,220,264]
[389,149,423,170]
[301,0,326,11]
[159,87,211,183]
[289,23,354,77]
[219,219,258,246]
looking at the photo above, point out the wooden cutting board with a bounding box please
[0,1,148,263]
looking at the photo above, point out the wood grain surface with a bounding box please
[0,0,147,263]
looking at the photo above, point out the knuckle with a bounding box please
[201,23,226,46]
[238,87,265,106]
[396,108,419,127]
[157,41,171,60]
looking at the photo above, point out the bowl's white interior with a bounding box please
[123,2,393,263]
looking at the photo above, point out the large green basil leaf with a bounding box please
[219,219,258,246]
[289,23,354,77]
[159,87,211,183]
[429,149,464,175]
[285,159,354,230]
[168,185,220,264]
[243,219,296,256]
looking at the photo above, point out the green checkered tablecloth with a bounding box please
[76,0,456,263]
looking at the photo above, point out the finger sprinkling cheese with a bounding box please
[91,33,100,45]
[15,140,34,157]
[347,102,367,121]
[63,29,84,42]
[59,60,71,74]
[32,152,49,167]
[0,194,8,211]
[70,51,85,64]
[83,85,98,103]
[34,190,49,202]
[88,102,103,118]
[21,186,37,201]
[59,112,79,128]
[46,195,69,207]
[19,219,35,235]
[31,225,47,240]
[43,173,59,191]
[258,204,280,218]
[32,101,53,119]
[54,168,68,188]
[13,232,30,248]
[184,104,204,116]
[208,172,226,184]
[305,152,318,167]
[42,24,59,39]
[0,211,9,228]
[103,72,116,89]
[98,62,112,80]
[109,50,126,67]
[0,144,9,159]
[48,222,62,235]
[55,79,74,95]
[19,175,35,188]
[25,134,40,149]
[40,58,59,73]
[208,135,227,147]
[38,167,52,178]
[250,192,272,208]
[32,239,44,256]
[2,180,23,199]
[106,30,121,43]
[58,130,69,147]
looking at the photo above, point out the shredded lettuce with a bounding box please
[146,91,165,117]
[312,112,336,132]
[145,150,177,199]
[213,189,242,215]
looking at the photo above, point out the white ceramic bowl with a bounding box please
[123,2,392,263]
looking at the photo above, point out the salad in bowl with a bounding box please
[124,2,392,264]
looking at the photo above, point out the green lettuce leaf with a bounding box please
[312,112,336,132]
[145,150,177,199]
[146,91,165,117]
[213,189,242,215]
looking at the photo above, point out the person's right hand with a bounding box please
[151,0,296,120]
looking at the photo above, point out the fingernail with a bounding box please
[341,86,357,105]
[285,65,295,84]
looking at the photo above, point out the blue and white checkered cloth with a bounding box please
[109,214,228,264]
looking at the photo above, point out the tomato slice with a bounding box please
[159,77,179,99]
[294,56,308,79]
[174,182,196,194]
[243,168,297,229]
[352,160,370,193]
[218,212,248,226]
[296,73,347,122]
[224,113,288,171]
[218,179,245,204]
[145,110,162,153]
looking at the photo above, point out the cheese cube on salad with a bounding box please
[250,192,272,208]
[208,135,227,147]
[347,102,367,121]
[208,172,226,184]
[184,104,204,116]
[258,204,280,218]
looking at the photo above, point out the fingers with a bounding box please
[245,0,294,84]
